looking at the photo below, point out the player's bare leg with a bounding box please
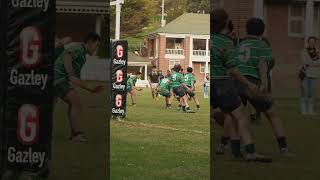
[231,105,272,162]
[62,90,86,142]
[192,96,200,111]
[182,95,192,112]
[130,89,137,106]
[264,107,289,154]
[150,87,155,100]
[216,114,237,155]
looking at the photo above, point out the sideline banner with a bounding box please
[110,40,128,118]
[2,0,55,176]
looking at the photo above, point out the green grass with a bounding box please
[213,97,320,180]
[49,82,109,180]
[110,89,210,180]
[47,83,209,180]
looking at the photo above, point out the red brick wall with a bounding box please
[266,4,305,93]
[193,62,205,88]
[158,35,167,71]
[184,36,191,68]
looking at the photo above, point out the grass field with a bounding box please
[110,89,210,180]
[49,82,109,180]
[213,97,320,180]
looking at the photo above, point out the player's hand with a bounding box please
[247,82,258,96]
[90,85,105,93]
[258,85,268,94]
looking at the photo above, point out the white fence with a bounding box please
[165,49,184,55]
[192,50,210,56]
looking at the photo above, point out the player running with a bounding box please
[234,18,290,155]
[54,32,104,143]
[127,72,142,106]
[148,66,160,101]
[183,67,200,111]
[157,77,173,109]
[211,9,271,162]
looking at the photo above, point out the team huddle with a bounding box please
[211,9,291,162]
[126,65,200,113]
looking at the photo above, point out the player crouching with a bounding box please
[127,72,143,106]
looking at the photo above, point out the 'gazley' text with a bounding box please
[11,0,50,12]
[113,59,126,65]
[8,147,46,168]
[9,69,48,90]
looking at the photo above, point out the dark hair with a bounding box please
[308,36,318,43]
[173,64,182,72]
[228,20,234,33]
[246,18,265,36]
[152,66,157,69]
[187,67,193,73]
[211,8,229,34]
[84,32,101,43]
[136,72,142,75]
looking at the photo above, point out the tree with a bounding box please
[110,0,153,37]
[187,0,210,13]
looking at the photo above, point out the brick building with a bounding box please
[214,0,320,95]
[147,13,210,87]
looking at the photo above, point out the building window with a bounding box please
[200,63,205,73]
[288,4,305,37]
[166,38,184,55]
[200,63,210,73]
[169,60,181,70]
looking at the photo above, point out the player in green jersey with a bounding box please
[234,18,289,155]
[211,9,271,162]
[157,77,173,108]
[54,32,104,142]
[169,64,193,113]
[127,72,142,106]
[184,67,200,111]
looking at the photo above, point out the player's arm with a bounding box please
[227,67,257,95]
[259,60,268,94]
[63,54,102,93]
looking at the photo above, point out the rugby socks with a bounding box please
[196,105,200,109]
[231,139,241,158]
[277,136,288,151]
[220,136,230,146]
[245,144,256,154]
[182,106,186,111]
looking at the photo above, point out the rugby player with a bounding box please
[234,18,289,155]
[148,66,160,101]
[211,9,271,162]
[184,67,200,111]
[169,64,193,113]
[157,77,173,109]
[127,72,143,106]
[54,32,104,142]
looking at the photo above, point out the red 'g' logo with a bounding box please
[19,26,42,68]
[116,45,124,58]
[17,104,39,145]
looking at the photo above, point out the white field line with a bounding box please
[116,121,209,135]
